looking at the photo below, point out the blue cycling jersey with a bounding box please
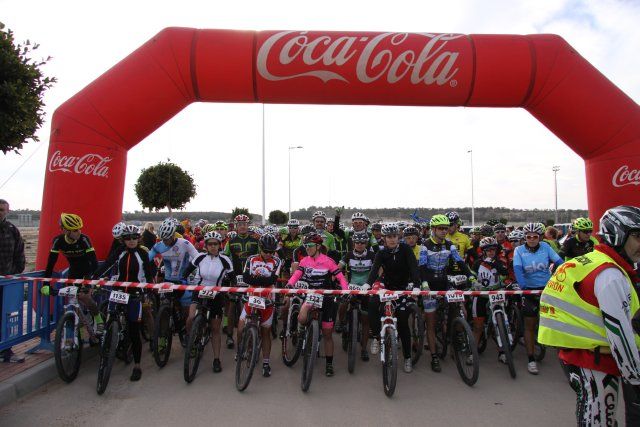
[512,241,564,289]
[148,238,199,282]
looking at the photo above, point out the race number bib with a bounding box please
[489,293,505,304]
[157,288,173,294]
[198,289,218,299]
[445,291,465,303]
[295,281,309,289]
[348,284,364,291]
[58,286,78,297]
[306,293,324,308]
[248,296,266,309]
[109,291,130,304]
[379,292,399,302]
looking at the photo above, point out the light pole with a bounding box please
[288,146,303,220]
[468,149,475,227]
[553,165,560,224]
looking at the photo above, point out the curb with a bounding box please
[0,347,98,408]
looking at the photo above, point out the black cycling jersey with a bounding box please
[341,248,376,284]
[559,236,596,260]
[115,246,154,284]
[45,233,98,279]
[223,233,259,274]
[366,242,420,290]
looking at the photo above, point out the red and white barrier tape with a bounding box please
[0,275,543,296]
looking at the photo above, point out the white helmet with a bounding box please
[112,222,127,239]
[203,231,222,243]
[287,219,300,227]
[311,211,327,221]
[351,212,367,221]
[121,224,141,238]
[522,222,545,235]
[158,219,177,239]
[508,230,525,242]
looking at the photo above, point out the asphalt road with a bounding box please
[1,334,577,427]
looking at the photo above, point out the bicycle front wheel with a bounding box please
[495,312,516,378]
[282,305,302,367]
[301,320,319,392]
[347,308,358,374]
[184,314,206,383]
[409,304,425,365]
[153,305,173,368]
[451,317,479,387]
[235,325,259,391]
[55,312,82,383]
[96,320,119,395]
[382,327,398,398]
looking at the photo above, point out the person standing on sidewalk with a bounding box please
[0,199,26,363]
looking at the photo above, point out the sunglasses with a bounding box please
[435,226,449,231]
[525,235,540,240]
[123,236,138,241]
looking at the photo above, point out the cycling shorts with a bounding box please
[190,293,225,318]
[108,296,142,322]
[522,294,542,318]
[471,296,489,319]
[303,294,336,330]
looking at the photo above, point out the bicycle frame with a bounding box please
[379,299,398,363]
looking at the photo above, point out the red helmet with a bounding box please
[304,232,324,245]
[234,214,250,223]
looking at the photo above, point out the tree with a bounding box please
[134,161,196,212]
[268,210,288,225]
[230,207,252,222]
[0,23,56,154]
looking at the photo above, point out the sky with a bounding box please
[1,0,639,217]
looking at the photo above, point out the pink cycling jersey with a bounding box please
[287,253,348,290]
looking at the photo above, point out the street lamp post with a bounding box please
[553,165,560,224]
[468,149,475,227]
[288,146,303,220]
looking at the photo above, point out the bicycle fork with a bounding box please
[491,305,513,349]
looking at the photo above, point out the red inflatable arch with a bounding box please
[36,28,640,268]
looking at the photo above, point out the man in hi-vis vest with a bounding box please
[538,205,640,426]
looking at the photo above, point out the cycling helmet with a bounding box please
[508,230,525,242]
[227,231,237,239]
[396,220,408,230]
[203,231,222,243]
[371,223,383,232]
[381,224,399,236]
[111,222,127,239]
[60,213,83,231]
[486,219,500,227]
[429,215,450,228]
[403,226,419,237]
[158,219,177,239]
[265,225,278,234]
[446,211,460,225]
[351,212,367,221]
[234,214,250,223]
[326,217,335,224]
[352,232,369,244]
[480,224,494,237]
[304,232,324,245]
[599,205,640,248]
[572,217,594,231]
[300,224,315,235]
[202,224,217,234]
[193,225,203,235]
[522,222,545,235]
[213,220,228,230]
[121,224,141,238]
[287,219,300,227]
[479,237,499,250]
[471,226,482,235]
[311,211,327,221]
[493,223,507,232]
[175,224,185,235]
[259,233,278,251]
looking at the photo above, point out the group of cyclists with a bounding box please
[40,205,640,422]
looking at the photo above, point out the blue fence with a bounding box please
[0,271,62,354]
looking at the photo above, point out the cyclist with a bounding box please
[559,217,599,260]
[470,237,511,363]
[237,233,282,377]
[182,231,234,373]
[337,231,375,361]
[538,206,640,425]
[493,223,513,258]
[213,221,230,250]
[512,222,564,374]
[311,211,336,252]
[287,232,348,377]
[466,224,493,267]
[366,224,421,374]
[43,213,102,333]
[279,219,302,280]
[371,223,384,248]
[223,214,259,349]
[506,229,525,281]
[446,212,472,266]
[291,224,317,273]
[420,214,475,373]
[109,225,154,381]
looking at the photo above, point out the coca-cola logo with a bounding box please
[48,150,112,178]
[612,165,640,188]
[257,31,463,86]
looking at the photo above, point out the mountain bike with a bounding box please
[152,288,186,368]
[235,294,273,391]
[184,289,217,383]
[281,281,308,367]
[300,292,325,392]
[378,290,399,397]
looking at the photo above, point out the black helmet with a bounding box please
[300,224,315,235]
[446,211,460,225]
[403,226,419,237]
[480,224,494,237]
[259,233,278,252]
[599,205,640,248]
[351,232,369,244]
[493,223,507,232]
[371,223,382,231]
[486,219,500,227]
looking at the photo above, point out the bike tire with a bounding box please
[382,327,398,398]
[435,306,448,359]
[347,308,358,374]
[271,305,278,340]
[451,317,479,387]
[477,329,487,354]
[409,304,425,365]
[506,303,522,352]
[235,325,259,391]
[184,314,206,383]
[96,320,119,395]
[495,312,516,379]
[153,305,173,368]
[282,306,302,367]
[54,312,82,383]
[301,320,319,392]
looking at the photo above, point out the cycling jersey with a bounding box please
[243,254,282,287]
[287,253,348,289]
[446,230,472,258]
[419,237,472,290]
[472,257,509,288]
[148,238,199,282]
[182,253,233,286]
[114,247,154,283]
[559,236,599,260]
[512,241,563,289]
[280,234,302,262]
[340,248,376,285]
[223,234,259,274]
[45,234,98,279]
[366,242,420,290]
[465,240,482,266]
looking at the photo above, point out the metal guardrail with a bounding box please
[0,271,60,354]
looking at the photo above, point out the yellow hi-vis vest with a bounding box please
[538,249,640,350]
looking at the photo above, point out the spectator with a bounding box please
[142,222,156,249]
[0,199,25,363]
[544,226,561,253]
